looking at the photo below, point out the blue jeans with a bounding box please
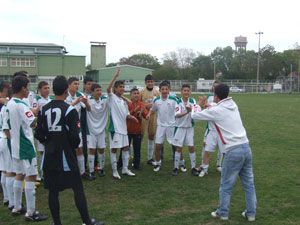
[217,143,257,217]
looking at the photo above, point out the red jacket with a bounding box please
[127,101,148,134]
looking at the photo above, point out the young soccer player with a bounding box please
[7,75,47,221]
[65,77,91,180]
[35,76,104,225]
[172,84,199,176]
[86,83,109,179]
[191,83,256,222]
[107,69,138,179]
[146,80,177,172]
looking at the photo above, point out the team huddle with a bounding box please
[0,69,257,224]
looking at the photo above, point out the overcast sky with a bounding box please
[1,0,300,64]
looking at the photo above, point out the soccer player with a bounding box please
[172,84,199,176]
[140,74,160,164]
[86,83,109,179]
[35,75,104,225]
[65,77,91,180]
[146,80,177,172]
[107,69,138,179]
[191,83,257,222]
[7,75,47,221]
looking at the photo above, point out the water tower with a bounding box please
[234,36,247,51]
[90,41,106,70]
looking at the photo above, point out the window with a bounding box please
[0,58,7,67]
[10,57,35,67]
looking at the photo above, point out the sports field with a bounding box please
[1,94,299,225]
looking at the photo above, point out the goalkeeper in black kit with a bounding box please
[35,76,104,225]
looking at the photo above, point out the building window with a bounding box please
[10,57,35,67]
[0,58,7,67]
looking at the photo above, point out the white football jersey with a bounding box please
[23,91,36,108]
[65,91,86,117]
[175,97,196,128]
[32,95,52,109]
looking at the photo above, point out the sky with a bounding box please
[1,0,300,65]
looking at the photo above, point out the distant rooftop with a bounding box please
[0,42,64,48]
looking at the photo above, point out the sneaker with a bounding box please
[112,171,121,180]
[153,165,161,172]
[199,170,208,177]
[82,172,94,181]
[89,172,96,180]
[172,168,179,176]
[211,210,228,220]
[147,159,154,165]
[216,166,222,173]
[3,200,9,207]
[241,210,255,222]
[12,206,27,216]
[191,168,200,176]
[98,169,106,177]
[25,210,48,222]
[180,165,187,172]
[122,168,135,176]
[8,205,14,211]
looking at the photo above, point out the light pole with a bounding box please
[255,31,263,93]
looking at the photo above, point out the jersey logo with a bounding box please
[25,111,34,118]
[77,121,81,129]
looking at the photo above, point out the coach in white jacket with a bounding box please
[191,83,256,222]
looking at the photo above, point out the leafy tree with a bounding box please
[119,54,160,70]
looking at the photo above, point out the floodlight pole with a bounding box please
[255,31,263,93]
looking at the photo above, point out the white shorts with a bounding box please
[87,131,106,149]
[0,137,7,171]
[12,157,38,176]
[36,139,45,152]
[109,133,129,149]
[204,129,225,153]
[173,127,194,147]
[1,138,13,173]
[0,152,4,171]
[155,126,175,145]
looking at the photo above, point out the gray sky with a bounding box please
[1,0,300,64]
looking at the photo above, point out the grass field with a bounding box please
[1,94,299,225]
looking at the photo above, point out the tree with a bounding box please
[210,46,234,79]
[119,54,160,70]
[191,54,214,80]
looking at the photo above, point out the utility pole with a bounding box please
[255,31,263,93]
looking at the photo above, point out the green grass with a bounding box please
[1,94,300,225]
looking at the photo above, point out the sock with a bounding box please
[13,179,23,210]
[217,150,223,167]
[77,155,85,175]
[110,150,117,172]
[25,181,36,216]
[99,153,105,170]
[1,174,8,202]
[147,140,154,160]
[88,154,95,173]
[189,152,196,169]
[202,164,209,173]
[122,151,129,170]
[174,152,181,169]
[6,177,15,208]
[180,159,185,167]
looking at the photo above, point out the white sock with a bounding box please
[77,155,85,175]
[148,140,154,160]
[88,154,95,173]
[189,152,196,169]
[13,179,23,210]
[25,181,35,216]
[110,150,117,172]
[217,150,223,167]
[1,174,8,202]
[6,177,15,208]
[122,151,129,170]
[202,164,209,172]
[174,152,180,169]
[99,153,105,170]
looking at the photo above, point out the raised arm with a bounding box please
[107,68,121,94]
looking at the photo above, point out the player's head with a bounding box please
[91,83,102,99]
[214,83,229,102]
[145,74,154,90]
[159,80,170,98]
[68,77,79,93]
[113,80,125,96]
[12,75,30,98]
[37,81,50,97]
[181,84,191,99]
[0,81,11,98]
[13,71,28,78]
[83,76,93,94]
[53,76,68,97]
[130,87,140,101]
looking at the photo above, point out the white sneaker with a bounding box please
[112,171,121,180]
[211,211,228,220]
[153,165,161,172]
[199,170,208,177]
[122,168,135,176]
[241,210,255,222]
[180,165,187,172]
[216,166,222,173]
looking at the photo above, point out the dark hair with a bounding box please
[12,76,29,94]
[214,83,229,100]
[37,81,49,90]
[67,77,79,85]
[181,84,190,90]
[130,87,139,94]
[0,81,10,92]
[53,76,68,96]
[145,74,154,82]
[114,80,125,88]
[91,83,101,92]
[159,80,170,89]
[13,71,28,78]
[83,76,93,84]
